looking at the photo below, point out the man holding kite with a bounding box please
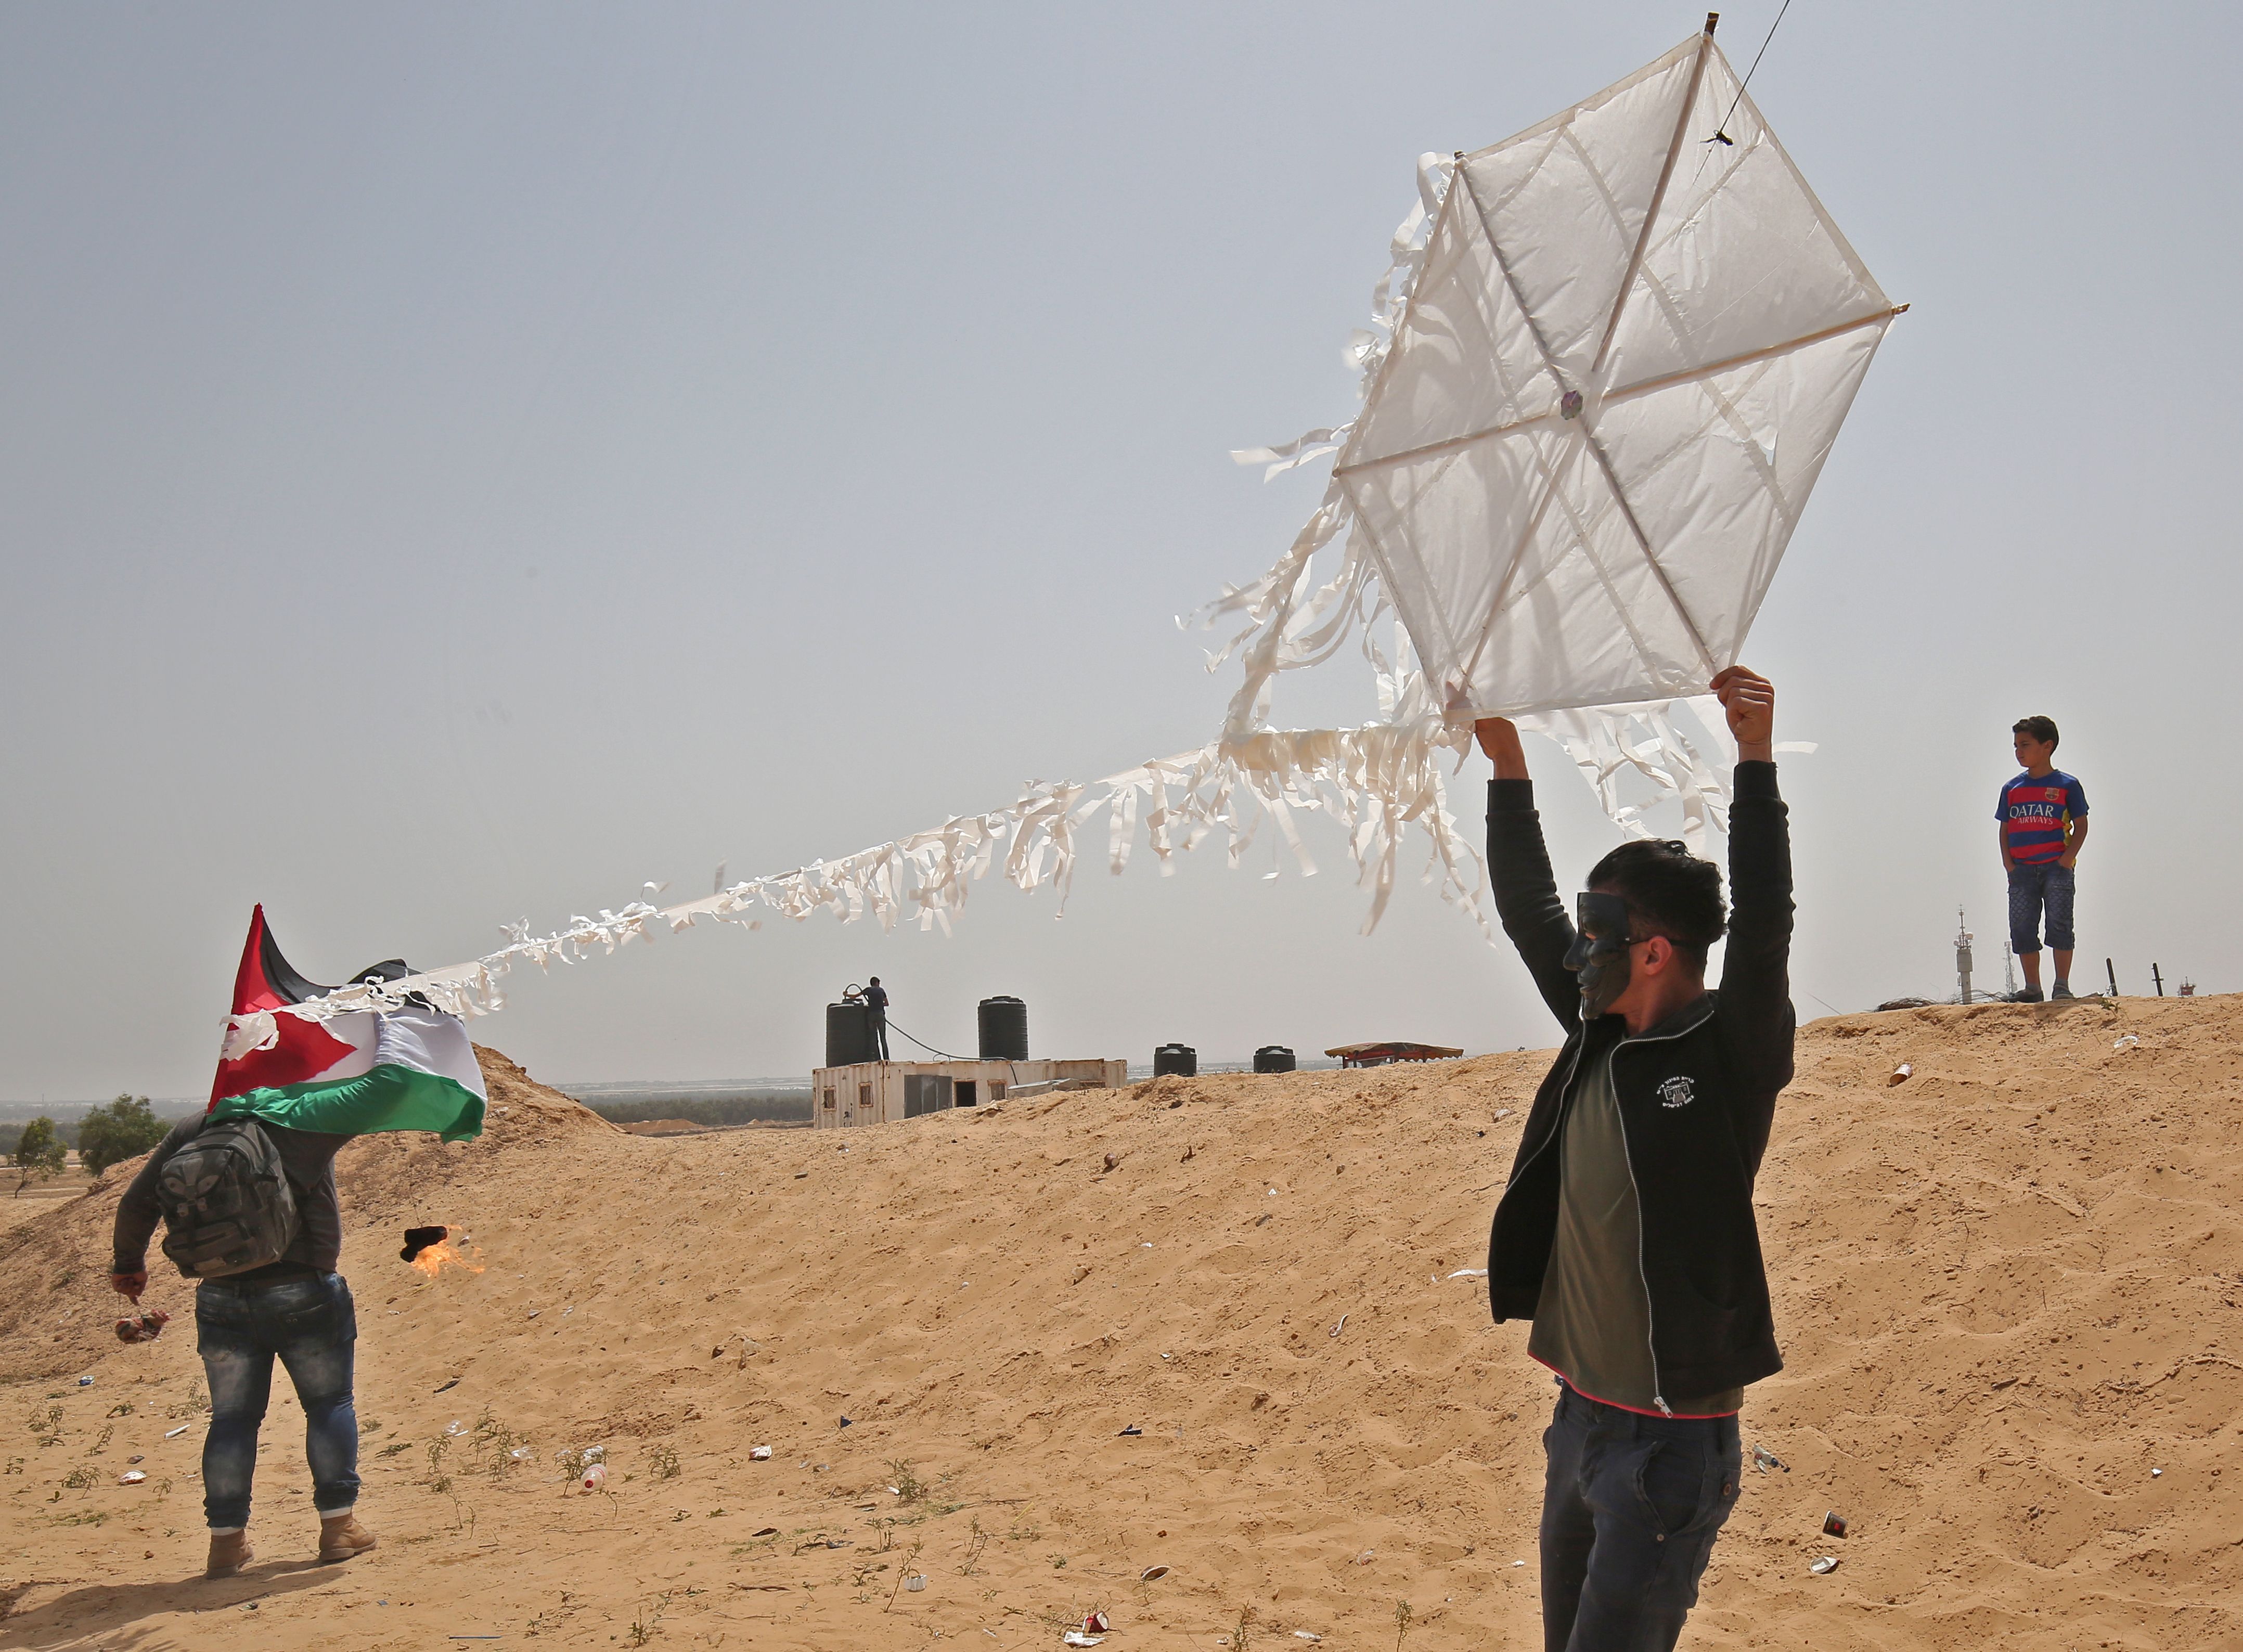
[1478,666,1790,1652]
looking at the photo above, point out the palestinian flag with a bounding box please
[208,906,485,1142]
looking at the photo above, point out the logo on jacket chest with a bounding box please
[1657,1076,1696,1109]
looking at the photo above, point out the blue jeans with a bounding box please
[2008,861,2076,955]
[195,1272,359,1530]
[1539,1384,1742,1652]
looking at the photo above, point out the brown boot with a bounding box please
[205,1530,253,1578]
[318,1510,378,1563]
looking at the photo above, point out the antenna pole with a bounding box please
[2106,957,2119,998]
[2152,963,2164,997]
[1705,12,1720,33]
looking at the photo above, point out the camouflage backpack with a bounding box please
[156,1117,299,1279]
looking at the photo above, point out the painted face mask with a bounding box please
[1564,892,1635,1020]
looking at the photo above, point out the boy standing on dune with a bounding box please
[1476,666,1792,1652]
[1997,715,2088,1002]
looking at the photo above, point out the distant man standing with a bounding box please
[859,976,891,1060]
[1997,715,2089,1001]
[1477,666,1791,1652]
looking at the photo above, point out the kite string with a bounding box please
[1710,0,1793,142]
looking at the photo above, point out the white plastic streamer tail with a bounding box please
[261,707,1487,1030]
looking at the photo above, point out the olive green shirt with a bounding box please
[1528,1047,1744,1417]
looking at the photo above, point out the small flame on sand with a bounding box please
[410,1235,487,1279]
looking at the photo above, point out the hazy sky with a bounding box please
[6,2,2237,1100]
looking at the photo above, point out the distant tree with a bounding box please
[79,1095,168,1177]
[12,1117,67,1188]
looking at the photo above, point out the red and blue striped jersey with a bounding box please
[1997,770,2087,865]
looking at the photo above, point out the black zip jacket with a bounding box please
[1484,761,1795,1401]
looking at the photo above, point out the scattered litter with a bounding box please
[117,1470,147,1486]
[907,1574,927,1591]
[751,1446,773,1461]
[127,1454,144,1464]
[444,1419,466,1437]
[1083,1612,1111,1633]
[582,1464,608,1491]
[433,1377,460,1394]
[1447,1268,1488,1279]
[1822,1511,1849,1539]
[1139,1565,1169,1581]
[839,1416,854,1428]
[1512,1560,1525,1568]
[526,1311,540,1320]
[1161,1353,1174,1361]
[1351,1548,1374,1565]
[562,1306,573,1316]
[115,1309,172,1344]
[1752,1445,1789,1475]
[1887,1062,1913,1086]
[1061,1635,1102,1648]
[1294,1634,1321,1643]
[584,1445,606,1462]
[77,1375,94,1387]
[1494,1109,1512,1120]
[1267,1188,1279,1196]
[1809,1557,1838,1576]
[1118,1425,1143,1437]
[510,1446,534,1462]
[2114,1035,2140,1051]
[2152,1467,2163,1477]
[164,1425,190,1439]
[1329,1315,1348,1338]
[753,1526,780,1537]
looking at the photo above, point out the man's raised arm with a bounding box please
[1709,666,1796,1139]
[1477,717,1583,1033]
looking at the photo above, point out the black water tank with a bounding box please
[826,1001,880,1067]
[1153,1043,1196,1077]
[1253,1045,1295,1074]
[977,996,1028,1061]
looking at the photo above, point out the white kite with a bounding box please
[243,18,1894,1030]
[1208,15,1897,842]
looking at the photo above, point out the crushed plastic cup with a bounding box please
[117,1470,147,1485]
[77,1375,94,1387]
[2114,1034,2141,1051]
[1887,1062,1913,1086]
[582,1463,608,1491]
[1138,1565,1169,1581]
[1809,1556,1838,1576]
[1062,1636,1102,1648]
[1295,1634,1322,1643]
[444,1419,466,1437]
[906,1575,928,1592]
[583,1444,605,1462]
[510,1446,534,1461]
[1084,1612,1111,1633]
[751,1445,773,1461]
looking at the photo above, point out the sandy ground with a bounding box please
[3,1001,2239,1650]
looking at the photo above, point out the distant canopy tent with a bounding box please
[209,906,485,1142]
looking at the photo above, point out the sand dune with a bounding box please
[3,1003,2239,1649]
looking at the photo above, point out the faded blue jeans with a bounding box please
[195,1272,359,1531]
[1539,1383,1742,1651]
